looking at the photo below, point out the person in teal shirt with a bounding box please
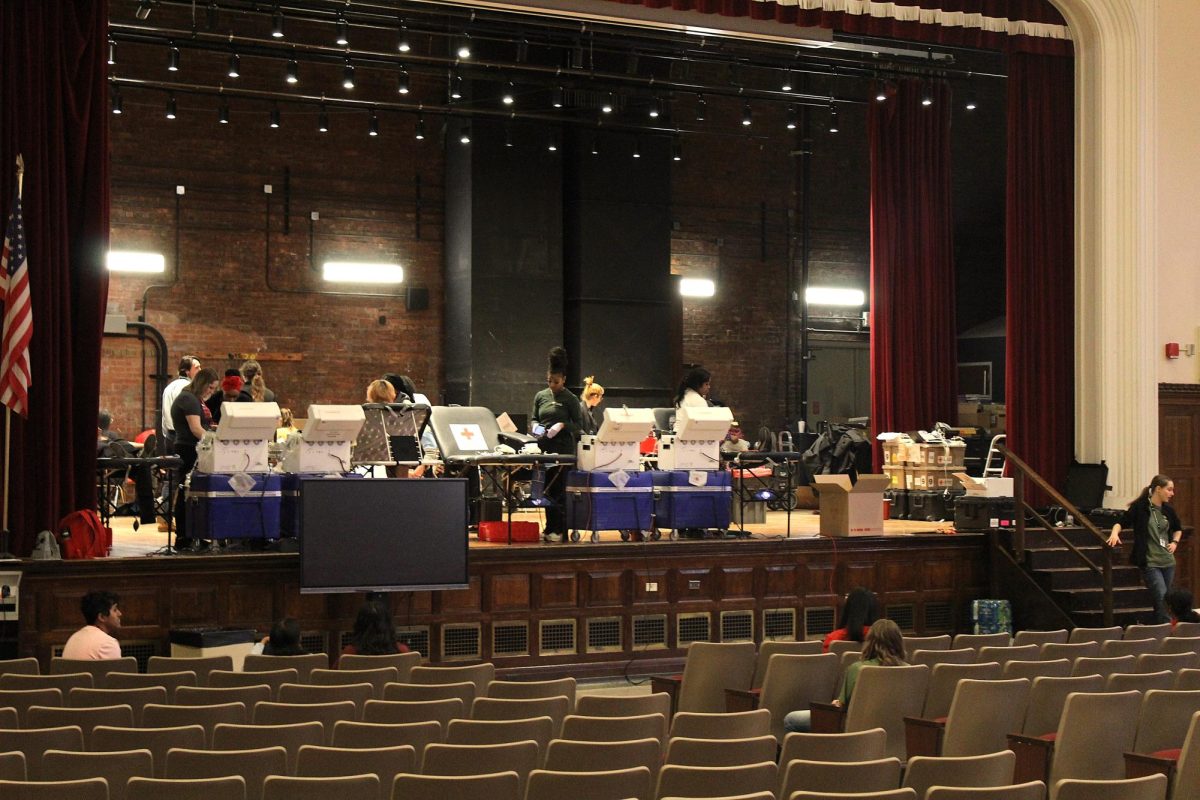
[784,617,908,732]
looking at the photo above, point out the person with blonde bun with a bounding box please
[581,375,605,434]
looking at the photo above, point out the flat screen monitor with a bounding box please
[299,478,469,593]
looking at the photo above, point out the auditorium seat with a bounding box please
[575,692,671,720]
[751,640,823,687]
[243,654,329,683]
[296,743,414,792]
[165,746,287,800]
[1009,690,1141,789]
[470,696,570,735]
[953,633,1012,652]
[126,776,246,800]
[779,757,902,798]
[209,669,297,701]
[662,793,772,800]
[1013,630,1070,648]
[390,771,521,800]
[1053,774,1168,800]
[51,657,139,682]
[779,728,888,764]
[338,652,421,682]
[902,751,1017,800]
[525,766,653,800]
[382,681,475,707]
[1103,639,1160,658]
[561,713,668,748]
[1108,671,1175,693]
[41,748,153,800]
[1170,624,1200,639]
[408,664,496,700]
[68,687,166,724]
[0,777,109,800]
[977,645,1041,668]
[1042,642,1103,662]
[0,658,39,678]
[1158,637,1200,655]
[362,698,463,729]
[1125,624,1173,641]
[651,642,756,715]
[141,702,247,746]
[911,649,978,668]
[0,687,62,725]
[0,750,25,780]
[27,702,134,734]
[174,684,271,709]
[922,663,1003,720]
[908,678,1030,759]
[445,717,555,763]
[655,761,778,800]
[1131,690,1200,756]
[0,706,15,728]
[262,774,379,800]
[487,677,576,710]
[1138,653,1200,674]
[308,668,397,700]
[332,720,441,767]
[0,725,85,779]
[278,683,373,717]
[837,664,930,761]
[1003,659,1073,681]
[925,783,1045,800]
[828,639,863,657]
[544,737,661,778]
[0,672,93,693]
[726,652,839,742]
[90,724,206,778]
[1069,627,1123,645]
[665,735,776,767]
[421,740,539,793]
[668,710,771,741]
[147,656,233,687]
[1072,655,1137,679]
[212,721,323,774]
[1020,675,1106,737]
[902,635,953,659]
[102,671,196,700]
[253,702,353,744]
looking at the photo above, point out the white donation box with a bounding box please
[657,406,734,471]
[577,407,656,472]
[196,401,281,473]
[280,404,366,473]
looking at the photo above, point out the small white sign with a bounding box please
[609,469,630,490]
[228,472,256,497]
[450,423,489,451]
[688,470,708,487]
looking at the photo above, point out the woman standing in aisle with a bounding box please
[531,347,584,542]
[1107,474,1184,623]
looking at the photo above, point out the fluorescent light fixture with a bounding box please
[806,287,865,306]
[679,278,716,298]
[107,251,166,273]
[323,261,404,284]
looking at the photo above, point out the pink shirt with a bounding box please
[61,625,121,660]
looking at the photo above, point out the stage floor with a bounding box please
[106,508,954,558]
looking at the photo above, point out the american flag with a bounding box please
[0,183,32,417]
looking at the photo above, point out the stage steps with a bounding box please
[1008,525,1155,629]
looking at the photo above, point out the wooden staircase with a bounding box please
[1017,525,1154,627]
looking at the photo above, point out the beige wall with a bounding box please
[1156,0,1200,383]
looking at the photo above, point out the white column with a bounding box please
[1054,0,1158,504]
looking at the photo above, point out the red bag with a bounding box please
[56,509,111,559]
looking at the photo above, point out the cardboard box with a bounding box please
[954,472,1014,498]
[813,474,891,537]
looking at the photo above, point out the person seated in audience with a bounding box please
[62,590,123,660]
[823,587,879,652]
[721,423,751,453]
[276,407,299,442]
[784,617,907,733]
[250,617,307,656]
[1168,588,1200,625]
[340,600,409,662]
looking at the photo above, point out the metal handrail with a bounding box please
[998,445,1114,627]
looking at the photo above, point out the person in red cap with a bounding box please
[205,370,244,425]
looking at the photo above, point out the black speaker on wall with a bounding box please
[406,287,429,311]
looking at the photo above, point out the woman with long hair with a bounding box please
[673,367,711,409]
[784,618,907,732]
[1107,474,1184,623]
[260,618,306,656]
[171,366,220,549]
[822,587,880,652]
[341,600,408,658]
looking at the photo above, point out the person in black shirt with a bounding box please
[171,367,219,550]
[531,347,584,541]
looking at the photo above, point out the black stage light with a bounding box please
[165,93,177,119]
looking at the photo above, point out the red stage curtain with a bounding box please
[869,80,958,451]
[599,0,1072,55]
[0,0,110,554]
[1006,53,1074,497]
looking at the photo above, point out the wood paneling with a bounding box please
[15,534,990,674]
[1161,385,1200,596]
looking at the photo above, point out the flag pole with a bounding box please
[0,154,22,560]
